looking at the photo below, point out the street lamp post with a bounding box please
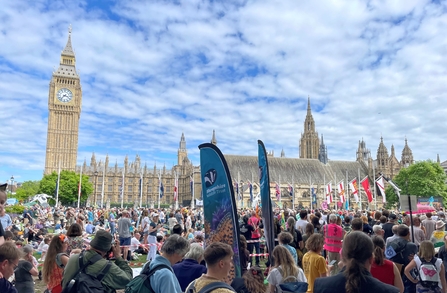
[10,176,14,194]
[94,171,98,206]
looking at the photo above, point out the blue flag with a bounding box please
[199,143,241,278]
[311,187,317,204]
[159,182,164,198]
[258,140,275,266]
[385,246,397,259]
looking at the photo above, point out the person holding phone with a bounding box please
[147,213,160,262]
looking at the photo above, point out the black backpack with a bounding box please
[62,251,112,293]
[186,280,236,293]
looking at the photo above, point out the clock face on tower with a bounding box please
[57,88,73,103]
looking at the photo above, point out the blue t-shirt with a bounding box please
[0,278,17,293]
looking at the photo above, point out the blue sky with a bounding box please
[1,0,447,183]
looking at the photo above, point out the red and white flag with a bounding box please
[275,182,281,201]
[326,182,332,204]
[376,176,386,203]
[174,174,178,202]
[361,176,373,203]
[349,179,359,202]
[337,181,345,203]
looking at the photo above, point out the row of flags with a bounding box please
[324,176,387,204]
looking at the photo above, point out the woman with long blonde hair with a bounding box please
[231,266,266,293]
[42,235,69,293]
[404,240,447,293]
[267,245,307,293]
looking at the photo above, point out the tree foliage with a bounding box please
[39,170,93,205]
[384,161,447,209]
[14,180,40,201]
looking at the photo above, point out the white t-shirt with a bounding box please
[130,237,141,252]
[141,217,150,232]
[266,266,307,286]
[295,219,308,233]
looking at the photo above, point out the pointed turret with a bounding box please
[300,96,319,159]
[437,154,440,164]
[318,134,328,164]
[401,138,414,167]
[105,154,109,170]
[281,148,285,158]
[377,137,390,175]
[90,152,96,167]
[211,130,217,145]
[62,25,75,57]
[83,158,87,170]
[178,133,188,166]
[114,160,118,173]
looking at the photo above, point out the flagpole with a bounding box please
[139,171,143,208]
[373,164,376,210]
[346,170,349,210]
[279,174,281,204]
[56,161,61,208]
[334,172,340,210]
[251,172,254,207]
[174,172,178,210]
[309,175,312,210]
[292,175,295,210]
[358,168,362,210]
[238,171,241,208]
[158,172,161,209]
[77,164,82,209]
[121,169,124,209]
[191,172,195,209]
[101,164,105,208]
[323,173,325,209]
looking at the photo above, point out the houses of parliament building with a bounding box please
[44,29,416,208]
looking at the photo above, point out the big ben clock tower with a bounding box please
[44,26,82,174]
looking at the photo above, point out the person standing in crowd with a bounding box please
[140,210,150,244]
[168,212,178,231]
[323,214,343,275]
[66,223,84,254]
[370,236,404,293]
[0,205,12,231]
[147,213,161,261]
[430,220,447,249]
[362,215,373,235]
[42,235,69,293]
[186,242,235,293]
[240,215,254,257]
[14,245,39,293]
[410,216,426,247]
[148,234,190,293]
[423,212,437,240]
[383,213,398,241]
[373,225,385,238]
[173,243,207,292]
[437,234,447,282]
[0,242,21,293]
[0,185,7,245]
[62,230,133,293]
[303,233,328,293]
[267,245,307,293]
[404,240,447,293]
[248,211,261,266]
[118,210,132,261]
[109,208,117,235]
[231,266,266,293]
[296,210,309,233]
[314,231,400,293]
[386,225,400,247]
[278,232,298,264]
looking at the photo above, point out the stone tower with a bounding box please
[178,133,188,165]
[356,138,371,162]
[299,97,319,159]
[376,137,389,175]
[401,138,414,167]
[44,26,82,174]
[211,130,217,145]
[318,134,328,164]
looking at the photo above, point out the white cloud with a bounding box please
[1,0,446,182]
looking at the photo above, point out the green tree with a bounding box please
[39,170,93,205]
[15,180,40,202]
[384,161,447,209]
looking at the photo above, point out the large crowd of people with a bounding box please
[1,186,447,293]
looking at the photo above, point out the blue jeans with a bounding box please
[250,240,260,266]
